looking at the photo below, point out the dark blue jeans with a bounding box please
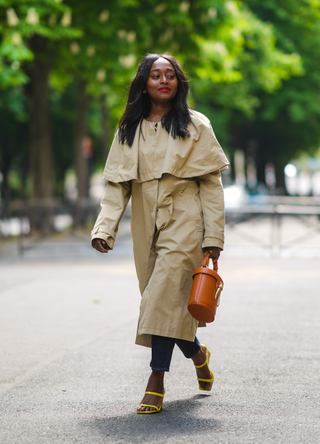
[150,335,201,372]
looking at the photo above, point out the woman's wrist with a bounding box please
[202,246,221,261]
[203,246,221,252]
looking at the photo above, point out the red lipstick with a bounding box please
[159,87,170,92]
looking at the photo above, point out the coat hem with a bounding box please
[135,326,198,348]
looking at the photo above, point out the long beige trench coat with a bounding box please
[91,110,229,347]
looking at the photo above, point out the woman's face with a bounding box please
[146,57,178,103]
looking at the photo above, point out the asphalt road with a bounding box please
[0,228,319,443]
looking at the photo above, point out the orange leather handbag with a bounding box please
[188,251,224,323]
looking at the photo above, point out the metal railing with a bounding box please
[1,195,320,256]
[225,195,320,254]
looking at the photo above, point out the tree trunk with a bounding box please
[0,140,11,219]
[256,157,266,186]
[25,35,54,200]
[275,164,287,195]
[100,94,110,159]
[74,81,91,198]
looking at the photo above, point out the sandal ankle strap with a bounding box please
[145,391,164,398]
[194,358,207,369]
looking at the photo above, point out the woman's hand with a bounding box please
[203,246,221,262]
[91,238,110,253]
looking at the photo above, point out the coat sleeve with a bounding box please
[91,181,132,249]
[198,172,225,250]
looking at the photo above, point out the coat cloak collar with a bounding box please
[103,110,229,183]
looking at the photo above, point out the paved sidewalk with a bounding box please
[0,231,319,443]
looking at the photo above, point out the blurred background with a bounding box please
[0,0,320,255]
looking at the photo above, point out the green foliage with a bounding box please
[238,0,320,182]
[0,0,81,88]
[1,0,320,197]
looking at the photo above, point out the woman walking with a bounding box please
[91,53,229,414]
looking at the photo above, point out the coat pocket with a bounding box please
[175,189,204,232]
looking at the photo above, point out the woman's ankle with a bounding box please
[147,371,165,391]
[192,344,206,367]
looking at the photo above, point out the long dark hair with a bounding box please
[118,53,191,146]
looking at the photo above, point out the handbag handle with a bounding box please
[202,251,218,272]
[202,251,223,305]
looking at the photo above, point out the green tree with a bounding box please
[53,0,141,197]
[235,0,320,190]
[0,0,312,203]
[0,0,80,200]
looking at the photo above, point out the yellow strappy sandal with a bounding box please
[137,391,164,414]
[194,342,214,392]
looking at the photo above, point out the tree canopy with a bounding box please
[0,0,319,200]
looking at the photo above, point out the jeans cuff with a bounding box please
[188,345,201,359]
[151,366,170,372]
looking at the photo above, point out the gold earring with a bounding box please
[143,89,147,94]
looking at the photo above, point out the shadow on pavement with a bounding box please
[83,395,221,442]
